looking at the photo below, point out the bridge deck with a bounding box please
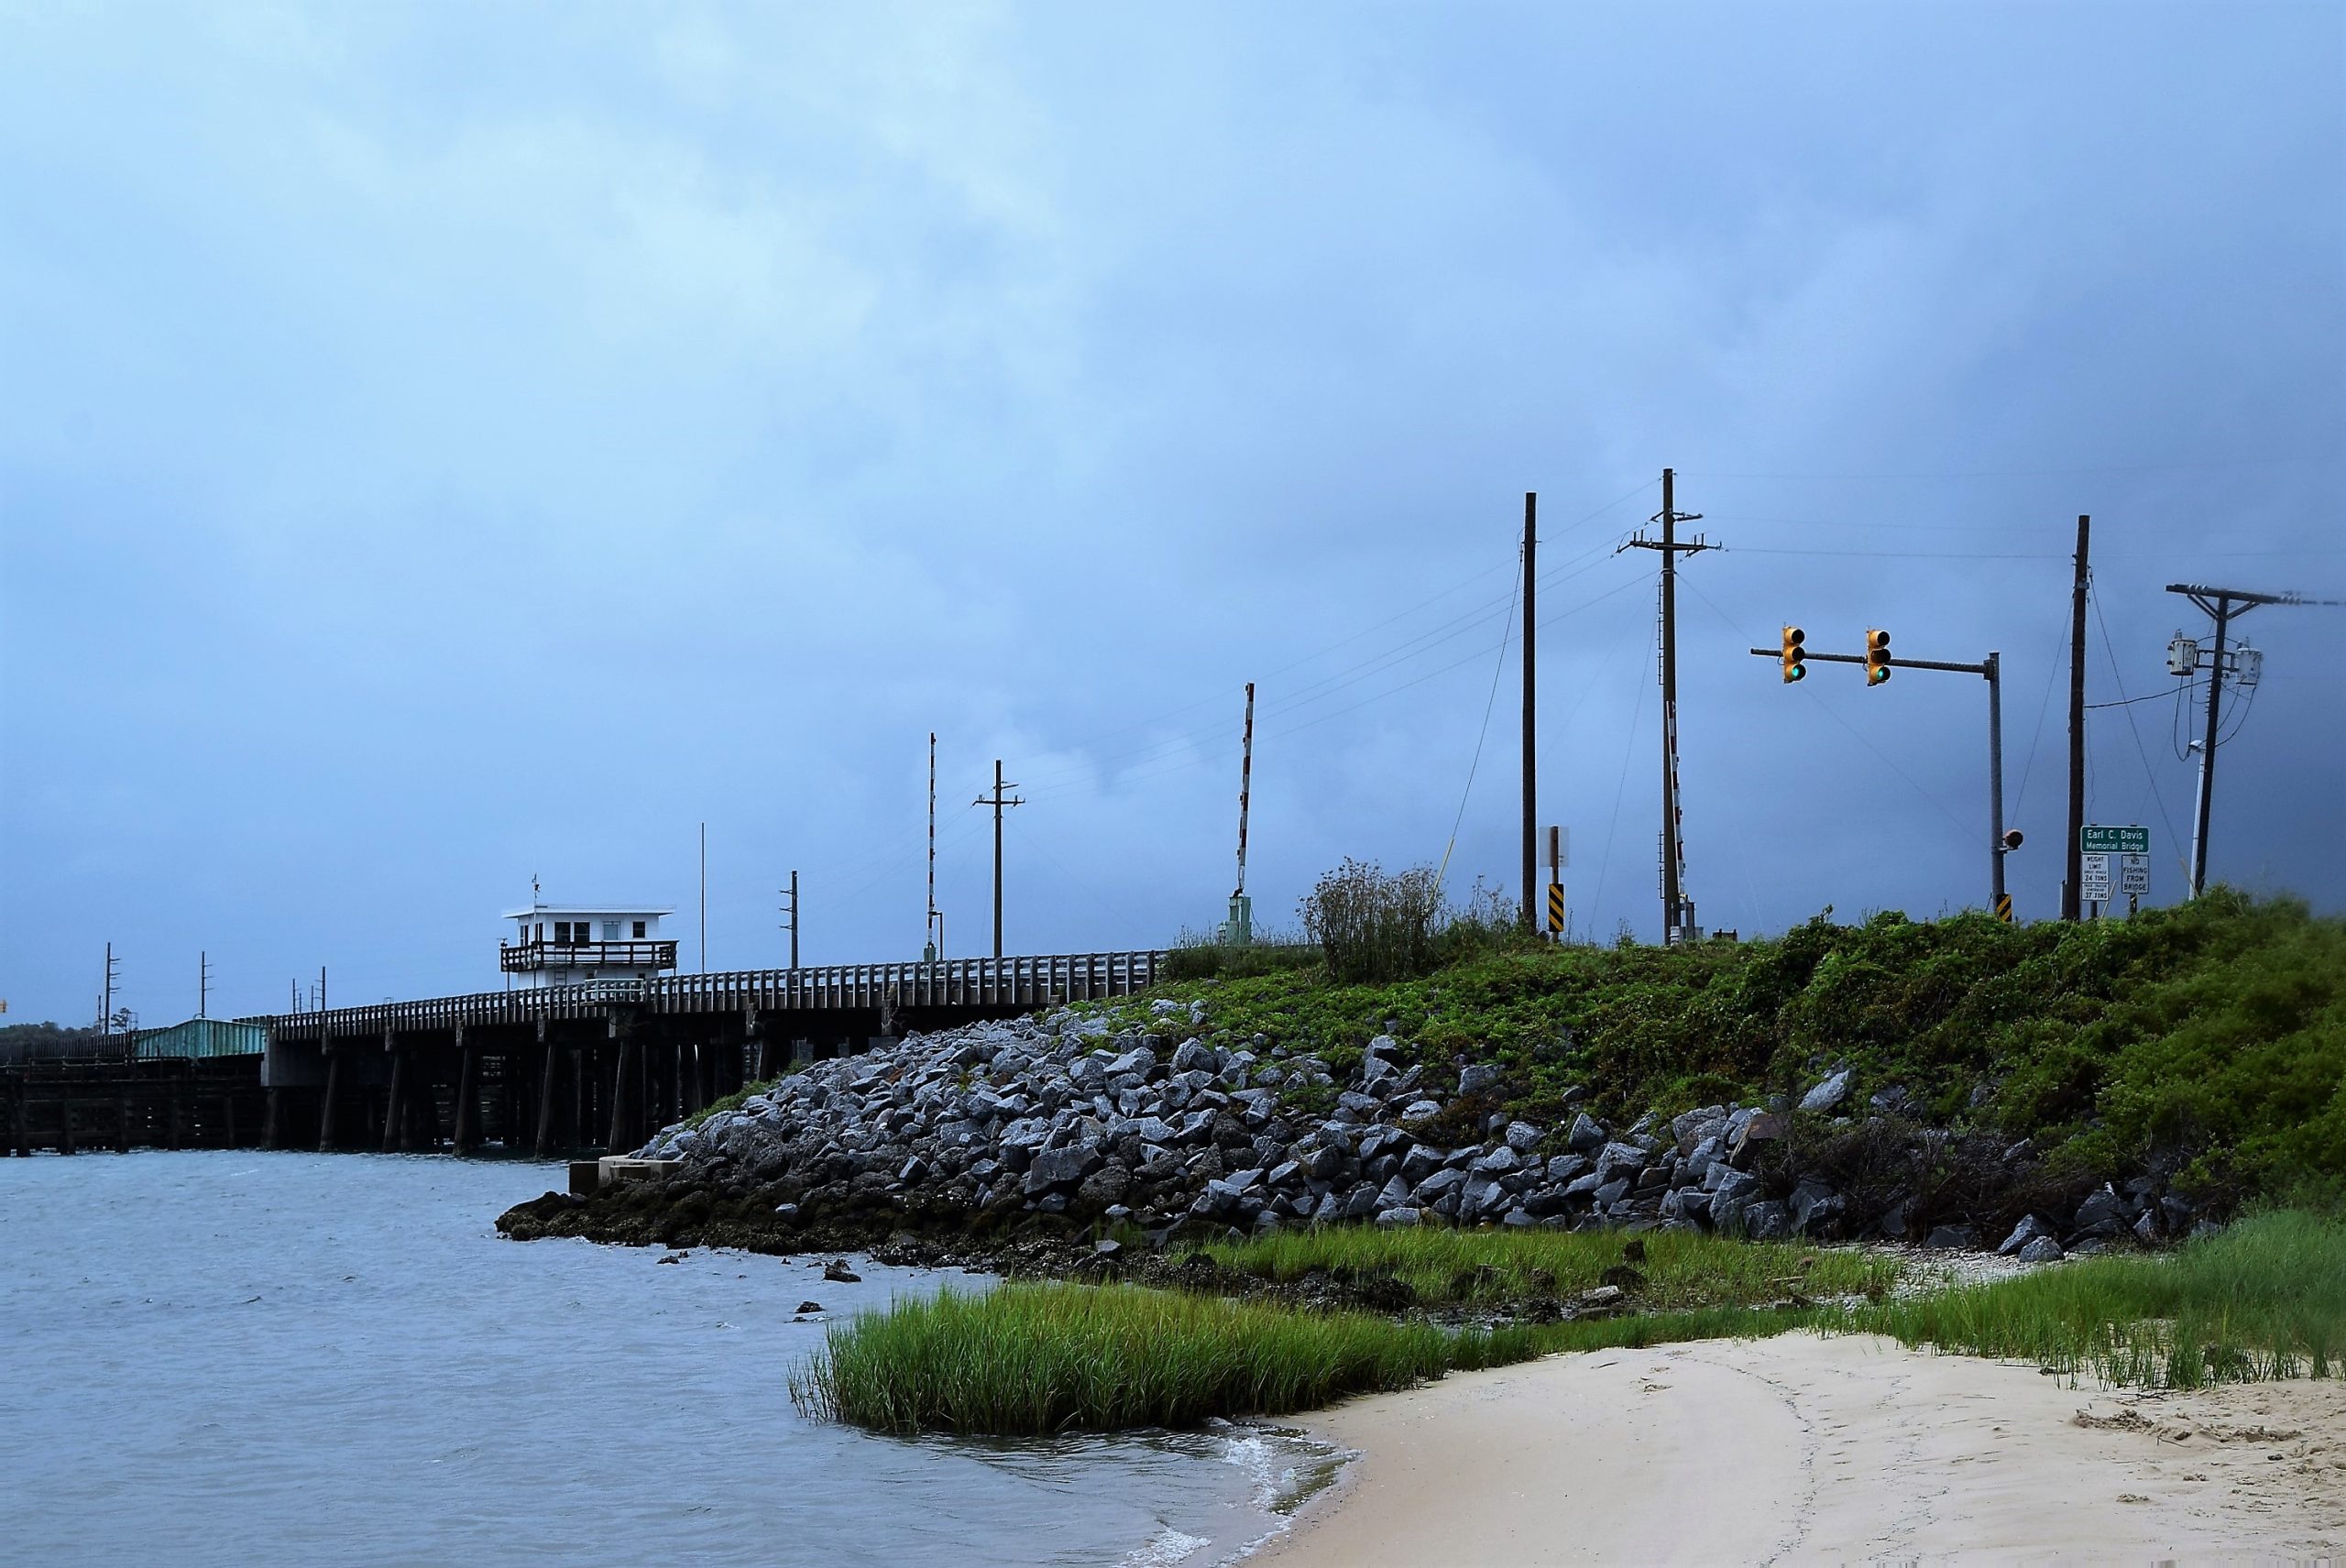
[261,950,1166,1039]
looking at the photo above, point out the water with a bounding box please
[0,1153,1334,1565]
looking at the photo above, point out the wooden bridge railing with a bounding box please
[257,950,1165,1041]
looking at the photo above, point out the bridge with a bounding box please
[247,949,1166,1162]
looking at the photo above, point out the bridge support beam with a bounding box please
[318,1043,343,1153]
[607,1017,637,1155]
[533,1023,561,1160]
[381,1036,406,1155]
[453,1029,480,1155]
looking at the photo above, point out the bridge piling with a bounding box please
[608,1027,637,1156]
[532,1030,560,1159]
[380,1039,405,1155]
[318,1047,343,1153]
[453,1031,480,1154]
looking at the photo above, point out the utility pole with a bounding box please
[101,942,117,1036]
[974,761,1024,958]
[199,950,212,1019]
[698,822,707,971]
[1519,492,1537,932]
[2063,515,2091,920]
[926,733,940,959]
[781,872,799,969]
[2165,583,2341,897]
[1623,469,1716,943]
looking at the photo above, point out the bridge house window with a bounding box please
[633,920,646,938]
[603,920,620,940]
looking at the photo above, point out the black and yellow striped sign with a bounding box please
[1546,882,1566,934]
[1994,893,2013,923]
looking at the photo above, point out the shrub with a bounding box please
[1852,1209,2345,1387]
[1301,859,1443,983]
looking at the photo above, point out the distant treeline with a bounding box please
[0,1022,120,1065]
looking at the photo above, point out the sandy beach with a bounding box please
[1255,1332,2344,1564]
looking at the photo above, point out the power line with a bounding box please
[2087,683,2201,710]
[1680,455,2335,479]
[2009,616,2071,823]
[1437,536,1522,891]
[2089,585,2184,861]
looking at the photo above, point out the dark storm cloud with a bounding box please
[3,2,2340,1023]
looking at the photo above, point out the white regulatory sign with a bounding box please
[2118,853,2150,897]
[2079,851,2113,903]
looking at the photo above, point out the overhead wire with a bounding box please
[2009,616,2073,822]
[1434,543,1522,891]
[1013,481,1654,783]
[2090,585,2185,861]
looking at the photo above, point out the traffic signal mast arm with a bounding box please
[1746,647,1990,676]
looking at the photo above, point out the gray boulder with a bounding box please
[1998,1215,2054,1256]
[2016,1235,2064,1264]
[1023,1143,1102,1193]
[1799,1069,1851,1114]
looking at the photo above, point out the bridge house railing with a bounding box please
[257,950,1165,1041]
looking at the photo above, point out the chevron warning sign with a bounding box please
[1545,882,1566,935]
[1994,893,2013,923]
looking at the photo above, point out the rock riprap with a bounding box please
[622,1005,2187,1252]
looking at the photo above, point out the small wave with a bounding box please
[1118,1526,1211,1566]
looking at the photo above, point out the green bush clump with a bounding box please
[790,1281,1478,1433]
[1201,1224,1897,1309]
[790,1278,1824,1435]
[1852,1209,2345,1387]
[1299,861,1537,984]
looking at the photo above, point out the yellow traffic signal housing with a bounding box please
[1780,625,1806,683]
[1865,627,1891,685]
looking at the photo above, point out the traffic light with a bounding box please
[1864,627,1891,685]
[1780,625,1806,683]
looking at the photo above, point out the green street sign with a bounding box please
[2080,825,2150,855]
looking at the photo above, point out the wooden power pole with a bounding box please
[1519,492,1537,931]
[974,760,1024,957]
[1622,469,1714,943]
[2063,514,2090,919]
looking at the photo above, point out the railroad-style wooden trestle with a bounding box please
[253,949,1165,1159]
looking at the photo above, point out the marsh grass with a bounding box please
[788,1278,1829,1435]
[1202,1224,1899,1310]
[791,1282,1483,1433]
[791,1216,2344,1435]
[1847,1210,2344,1387]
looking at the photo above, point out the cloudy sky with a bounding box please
[3,2,2341,1026]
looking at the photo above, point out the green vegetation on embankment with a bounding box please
[1200,1224,1895,1310]
[795,1212,2346,1435]
[1118,890,2346,1207]
[1850,1207,2346,1387]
